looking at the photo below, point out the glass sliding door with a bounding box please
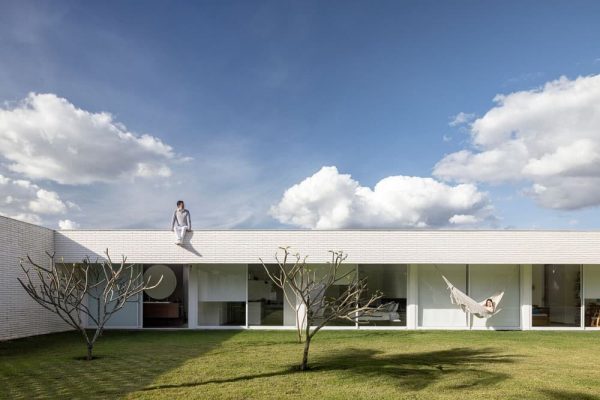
[143,264,187,328]
[584,265,600,328]
[197,264,246,326]
[357,264,407,327]
[469,264,520,329]
[309,264,357,327]
[418,264,468,328]
[88,264,142,328]
[247,264,292,326]
[531,264,581,327]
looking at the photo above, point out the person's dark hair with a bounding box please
[177,200,184,207]
[485,298,494,307]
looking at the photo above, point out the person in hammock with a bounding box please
[484,298,495,313]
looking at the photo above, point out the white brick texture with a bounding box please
[0,216,70,341]
[55,229,600,265]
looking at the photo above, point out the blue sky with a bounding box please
[1,0,600,229]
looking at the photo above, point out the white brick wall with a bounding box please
[0,216,70,341]
[56,229,600,265]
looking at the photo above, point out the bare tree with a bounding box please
[261,247,384,370]
[18,249,161,360]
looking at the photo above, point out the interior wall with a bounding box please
[418,264,468,328]
[360,264,407,298]
[197,264,247,326]
[198,264,246,302]
[470,264,520,328]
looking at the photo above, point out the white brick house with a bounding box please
[3,215,600,340]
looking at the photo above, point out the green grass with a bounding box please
[1,330,600,399]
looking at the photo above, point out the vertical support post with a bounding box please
[520,264,532,330]
[580,264,585,329]
[245,264,249,328]
[138,265,143,328]
[187,264,198,329]
[355,264,359,329]
[407,264,418,329]
[467,264,471,329]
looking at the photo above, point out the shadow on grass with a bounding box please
[312,347,517,391]
[141,368,297,391]
[0,330,239,399]
[142,346,517,393]
[540,389,600,400]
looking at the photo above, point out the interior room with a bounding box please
[532,264,581,327]
[247,264,286,326]
[358,264,407,327]
[142,264,188,328]
[197,264,246,326]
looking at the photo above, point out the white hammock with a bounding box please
[441,275,504,319]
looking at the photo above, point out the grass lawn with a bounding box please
[1,330,600,399]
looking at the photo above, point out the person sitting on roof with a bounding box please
[171,200,191,245]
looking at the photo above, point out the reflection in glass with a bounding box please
[247,264,285,326]
[532,264,581,327]
[358,264,407,327]
[198,264,246,326]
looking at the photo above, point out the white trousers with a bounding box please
[174,225,188,242]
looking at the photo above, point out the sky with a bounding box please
[1,0,600,230]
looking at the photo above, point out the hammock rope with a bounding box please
[439,271,504,319]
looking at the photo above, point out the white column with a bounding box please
[245,264,249,328]
[187,264,198,328]
[406,264,418,329]
[520,264,532,330]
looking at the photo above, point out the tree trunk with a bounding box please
[300,335,311,370]
[86,343,93,361]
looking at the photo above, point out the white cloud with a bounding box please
[0,93,175,184]
[58,219,79,229]
[434,74,600,209]
[7,213,42,225]
[449,112,475,127]
[0,174,71,224]
[448,214,479,224]
[270,166,493,229]
[29,189,67,214]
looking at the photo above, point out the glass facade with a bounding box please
[87,264,142,328]
[247,264,289,326]
[143,264,187,328]
[418,264,521,329]
[358,264,407,327]
[197,264,246,326]
[583,265,600,328]
[309,263,357,326]
[419,264,468,328]
[470,264,520,329]
[532,264,581,327]
[95,263,600,330]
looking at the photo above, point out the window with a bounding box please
[532,264,581,327]
[247,264,291,326]
[418,264,468,328]
[584,265,600,328]
[357,264,407,327]
[469,264,520,329]
[197,264,246,326]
